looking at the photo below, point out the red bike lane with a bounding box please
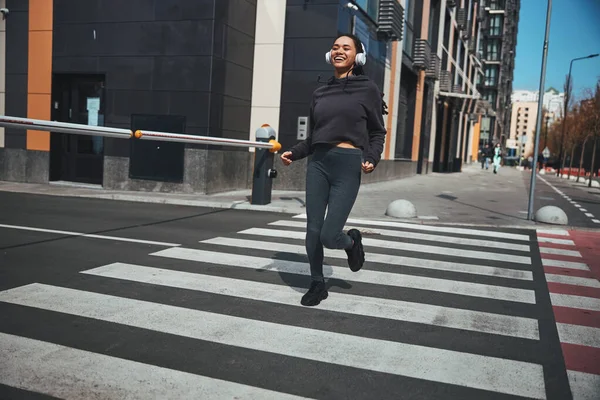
[536,228,600,398]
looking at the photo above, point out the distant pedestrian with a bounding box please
[493,143,502,174]
[481,144,491,170]
[280,33,387,307]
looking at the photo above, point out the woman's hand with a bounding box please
[362,161,374,173]
[280,151,293,166]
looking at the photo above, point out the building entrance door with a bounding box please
[50,74,106,185]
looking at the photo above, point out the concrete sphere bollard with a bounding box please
[385,199,417,218]
[535,205,568,225]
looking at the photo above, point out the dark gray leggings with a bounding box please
[305,145,362,281]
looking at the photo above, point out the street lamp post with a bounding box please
[527,0,552,221]
[556,53,600,177]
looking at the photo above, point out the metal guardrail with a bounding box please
[0,115,282,152]
[0,115,283,205]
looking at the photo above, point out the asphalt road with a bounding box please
[0,192,574,399]
[527,172,600,228]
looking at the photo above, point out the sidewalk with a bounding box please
[0,163,559,228]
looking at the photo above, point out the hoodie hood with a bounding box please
[326,74,371,85]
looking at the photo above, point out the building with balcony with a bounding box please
[0,0,521,193]
[476,0,520,146]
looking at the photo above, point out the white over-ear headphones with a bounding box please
[326,42,367,66]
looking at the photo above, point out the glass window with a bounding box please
[484,65,498,86]
[489,15,503,36]
[486,40,500,61]
[355,0,380,22]
[402,0,415,57]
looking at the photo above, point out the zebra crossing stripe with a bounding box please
[539,247,582,258]
[201,237,533,280]
[82,263,540,340]
[536,229,570,237]
[544,274,600,288]
[537,237,575,246]
[550,293,600,312]
[269,220,531,252]
[0,283,546,399]
[556,323,600,349]
[541,258,589,271]
[152,247,536,304]
[567,370,600,400]
[292,214,531,241]
[239,228,532,264]
[0,332,307,400]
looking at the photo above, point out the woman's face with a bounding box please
[330,36,357,70]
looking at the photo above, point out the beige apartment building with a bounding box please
[508,101,537,158]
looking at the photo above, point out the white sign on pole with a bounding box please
[542,147,551,158]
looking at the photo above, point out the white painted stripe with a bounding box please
[0,223,180,247]
[556,323,600,349]
[0,332,305,400]
[0,284,546,399]
[292,214,530,241]
[536,229,570,237]
[270,220,530,252]
[202,237,533,280]
[580,208,588,212]
[545,274,600,288]
[585,213,595,218]
[537,237,575,246]
[593,219,600,224]
[550,293,600,312]
[83,263,540,340]
[539,247,582,258]
[542,258,589,271]
[240,228,532,265]
[574,204,582,208]
[567,370,600,400]
[153,247,536,304]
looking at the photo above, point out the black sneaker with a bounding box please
[345,229,365,272]
[301,280,328,306]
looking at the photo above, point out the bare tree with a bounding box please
[558,74,574,177]
[589,80,600,187]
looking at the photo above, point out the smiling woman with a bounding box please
[279,33,388,307]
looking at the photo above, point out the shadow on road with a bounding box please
[0,208,228,251]
[270,251,353,293]
[436,194,526,221]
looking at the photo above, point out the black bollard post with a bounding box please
[251,124,280,205]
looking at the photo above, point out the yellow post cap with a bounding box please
[269,139,282,153]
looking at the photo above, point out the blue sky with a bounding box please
[512,0,600,100]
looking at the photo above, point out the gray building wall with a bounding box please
[49,0,257,194]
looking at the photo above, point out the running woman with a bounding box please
[280,33,387,306]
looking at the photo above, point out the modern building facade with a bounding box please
[476,0,519,148]
[0,0,520,193]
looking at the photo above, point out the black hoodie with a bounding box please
[288,74,387,166]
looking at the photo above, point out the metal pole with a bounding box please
[557,53,600,177]
[0,115,282,152]
[0,115,132,138]
[134,129,279,151]
[527,0,552,221]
